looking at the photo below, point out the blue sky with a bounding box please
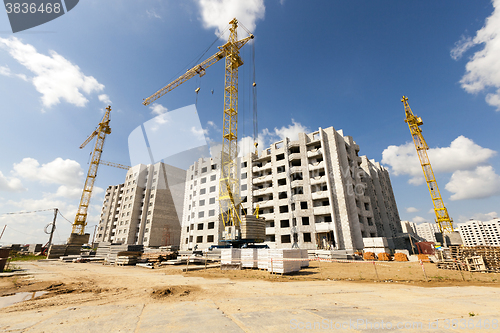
[0,0,499,245]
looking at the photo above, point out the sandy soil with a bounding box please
[1,260,500,332]
[1,259,498,311]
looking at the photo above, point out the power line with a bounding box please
[0,208,55,216]
[57,210,74,225]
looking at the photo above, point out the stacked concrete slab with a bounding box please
[241,248,257,268]
[257,249,269,270]
[268,249,301,274]
[221,249,241,265]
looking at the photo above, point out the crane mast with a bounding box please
[143,18,254,241]
[72,106,112,235]
[401,96,454,234]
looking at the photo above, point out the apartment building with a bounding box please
[414,222,439,242]
[458,219,500,246]
[95,162,186,247]
[180,126,402,251]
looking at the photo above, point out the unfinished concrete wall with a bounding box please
[96,162,185,248]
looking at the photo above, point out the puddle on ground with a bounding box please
[0,291,47,308]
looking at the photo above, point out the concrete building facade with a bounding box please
[458,219,500,246]
[95,162,186,247]
[180,126,402,251]
[414,222,439,242]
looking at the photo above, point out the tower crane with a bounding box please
[70,106,113,240]
[143,18,254,242]
[402,96,454,234]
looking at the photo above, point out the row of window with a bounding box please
[187,221,215,232]
[186,235,215,244]
[265,233,312,243]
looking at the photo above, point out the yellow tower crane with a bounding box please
[70,106,112,240]
[402,96,454,234]
[143,18,254,241]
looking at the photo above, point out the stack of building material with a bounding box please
[363,252,376,260]
[28,244,42,254]
[446,246,500,273]
[363,237,391,255]
[47,245,67,259]
[241,248,257,268]
[257,249,269,269]
[65,245,82,256]
[95,242,111,259]
[378,253,391,261]
[268,249,301,274]
[116,255,138,266]
[141,251,176,263]
[394,253,409,261]
[300,249,309,268]
[106,244,143,265]
[240,215,266,241]
[221,249,241,265]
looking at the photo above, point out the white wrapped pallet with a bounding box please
[257,249,269,269]
[241,248,257,268]
[300,249,309,268]
[268,249,301,274]
[221,248,241,264]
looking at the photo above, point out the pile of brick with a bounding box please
[377,253,391,261]
[363,252,376,260]
[417,254,430,262]
[394,253,409,261]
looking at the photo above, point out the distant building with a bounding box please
[400,220,417,236]
[95,162,186,247]
[180,126,402,251]
[415,222,439,242]
[458,219,500,246]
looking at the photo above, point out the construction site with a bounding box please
[1,11,500,332]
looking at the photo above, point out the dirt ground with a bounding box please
[1,259,498,308]
[1,260,500,332]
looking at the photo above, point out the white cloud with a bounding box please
[450,35,475,60]
[273,119,310,142]
[196,0,265,38]
[382,135,496,185]
[0,65,28,81]
[457,211,499,223]
[406,207,419,213]
[98,94,111,105]
[445,165,500,200]
[146,9,161,19]
[0,171,25,192]
[451,0,500,110]
[0,37,104,108]
[13,157,84,188]
[412,216,427,224]
[149,103,168,116]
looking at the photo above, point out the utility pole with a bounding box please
[47,208,57,250]
[0,225,6,241]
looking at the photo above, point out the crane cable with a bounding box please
[252,37,258,153]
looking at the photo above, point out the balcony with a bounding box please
[315,222,333,232]
[311,191,328,200]
[256,199,274,208]
[309,175,326,185]
[253,186,273,196]
[313,206,331,215]
[288,153,301,161]
[307,148,322,158]
[308,161,325,171]
[253,174,272,184]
